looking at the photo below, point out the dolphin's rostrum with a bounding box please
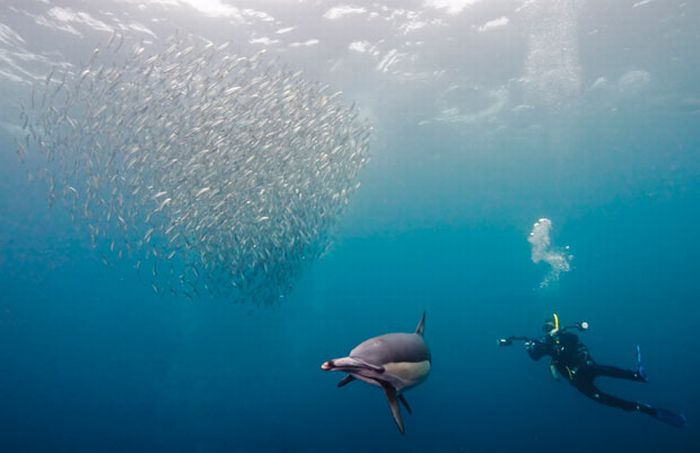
[321,312,431,434]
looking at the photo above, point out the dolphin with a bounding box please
[321,312,431,434]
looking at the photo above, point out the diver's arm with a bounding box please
[497,334,551,360]
[525,337,552,361]
[497,335,533,346]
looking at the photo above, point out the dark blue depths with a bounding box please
[1,103,700,453]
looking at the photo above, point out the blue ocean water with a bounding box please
[1,1,699,452]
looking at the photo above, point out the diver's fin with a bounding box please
[415,311,426,337]
[398,394,412,414]
[636,344,642,366]
[635,345,648,382]
[379,381,405,434]
[652,408,687,428]
[337,375,355,388]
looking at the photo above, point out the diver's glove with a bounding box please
[524,340,535,351]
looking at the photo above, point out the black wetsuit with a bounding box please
[527,331,652,415]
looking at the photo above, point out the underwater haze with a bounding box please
[1,0,699,451]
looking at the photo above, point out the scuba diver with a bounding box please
[499,314,686,427]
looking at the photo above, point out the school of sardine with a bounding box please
[21,34,371,304]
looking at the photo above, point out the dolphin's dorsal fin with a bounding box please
[415,311,426,336]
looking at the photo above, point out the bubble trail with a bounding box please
[528,218,573,288]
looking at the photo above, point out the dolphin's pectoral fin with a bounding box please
[398,394,412,414]
[379,381,404,434]
[337,375,355,387]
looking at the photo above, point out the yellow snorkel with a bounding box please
[549,313,560,336]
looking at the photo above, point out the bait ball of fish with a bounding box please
[22,34,371,304]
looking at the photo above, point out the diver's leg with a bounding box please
[573,369,639,411]
[587,388,640,412]
[575,369,686,426]
[575,380,639,411]
[591,364,647,383]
